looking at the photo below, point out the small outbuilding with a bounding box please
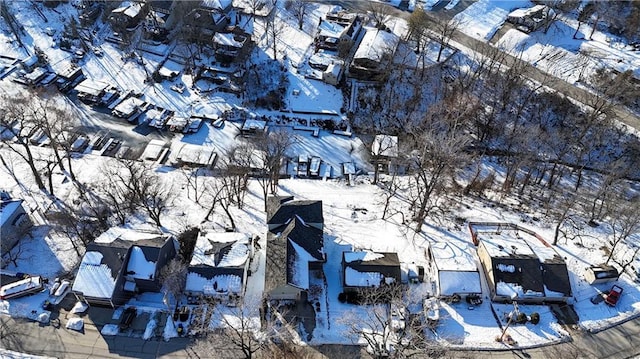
[584,265,619,284]
[342,251,401,294]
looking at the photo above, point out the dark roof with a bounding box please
[85,241,130,280]
[542,263,573,296]
[343,252,401,280]
[280,216,324,261]
[267,198,323,226]
[86,236,168,279]
[490,257,545,295]
[189,265,244,280]
[265,216,325,293]
[264,232,287,294]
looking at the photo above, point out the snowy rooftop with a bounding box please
[318,19,347,39]
[344,267,383,287]
[185,272,242,294]
[354,28,399,62]
[202,0,232,10]
[344,251,384,263]
[472,224,537,258]
[429,241,479,272]
[438,271,481,296]
[71,251,116,299]
[74,79,110,96]
[213,33,246,48]
[93,226,165,244]
[169,143,216,167]
[190,232,250,268]
[126,246,157,280]
[113,97,143,115]
[0,199,24,227]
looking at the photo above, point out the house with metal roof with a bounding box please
[469,222,573,303]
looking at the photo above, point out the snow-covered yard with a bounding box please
[1,0,640,354]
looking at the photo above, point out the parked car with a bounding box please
[605,285,623,306]
[119,307,137,330]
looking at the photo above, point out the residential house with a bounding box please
[469,222,572,303]
[183,0,233,43]
[0,197,32,256]
[315,8,361,52]
[185,232,253,303]
[426,241,481,300]
[74,78,119,105]
[54,63,84,93]
[213,32,250,63]
[349,28,399,80]
[144,0,174,41]
[213,10,253,63]
[72,228,177,307]
[109,0,149,30]
[169,143,217,168]
[342,251,401,294]
[507,5,553,33]
[265,196,325,301]
[240,118,267,137]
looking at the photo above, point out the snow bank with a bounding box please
[65,317,84,331]
[71,301,89,314]
[143,319,157,340]
[0,348,55,359]
[100,324,119,336]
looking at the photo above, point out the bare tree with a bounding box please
[431,17,462,62]
[407,118,472,233]
[605,197,640,266]
[0,93,47,191]
[367,2,391,30]
[190,295,274,359]
[159,258,188,309]
[251,129,296,211]
[289,0,308,31]
[101,159,174,227]
[573,2,595,39]
[202,176,238,230]
[338,283,440,359]
[265,14,286,59]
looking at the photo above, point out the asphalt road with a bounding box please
[2,312,640,358]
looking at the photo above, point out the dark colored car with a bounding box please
[605,285,623,306]
[119,307,137,330]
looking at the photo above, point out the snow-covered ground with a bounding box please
[453,0,533,41]
[497,16,640,85]
[1,0,640,353]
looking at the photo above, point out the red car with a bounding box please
[605,285,623,306]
